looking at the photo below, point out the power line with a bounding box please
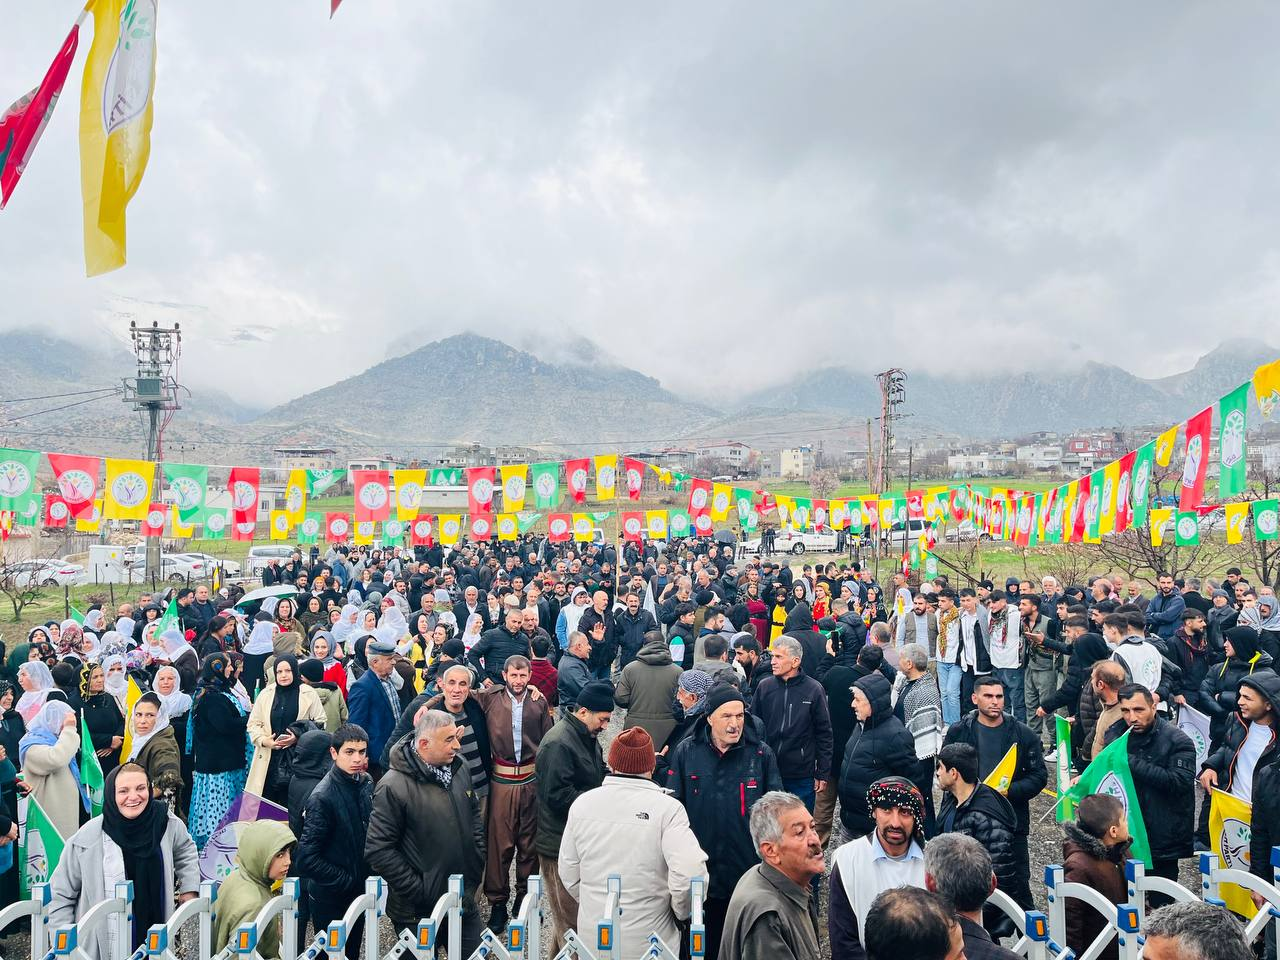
[0,386,120,403]
[3,390,121,422]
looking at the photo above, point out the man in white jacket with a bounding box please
[559,727,709,958]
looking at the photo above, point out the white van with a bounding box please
[246,545,296,576]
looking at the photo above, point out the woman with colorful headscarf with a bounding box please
[308,631,347,695]
[81,662,125,772]
[273,597,305,658]
[57,621,85,662]
[20,700,88,839]
[15,660,55,725]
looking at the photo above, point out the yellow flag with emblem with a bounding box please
[1099,460,1120,537]
[1225,502,1251,545]
[119,677,144,761]
[170,505,193,538]
[983,744,1017,794]
[1154,424,1180,467]
[1210,789,1259,919]
[80,0,159,276]
[102,458,153,520]
[269,510,290,541]
[284,470,308,524]
[1149,508,1174,546]
[75,499,104,533]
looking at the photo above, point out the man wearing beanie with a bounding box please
[667,683,782,960]
[561,727,708,956]
[535,679,612,951]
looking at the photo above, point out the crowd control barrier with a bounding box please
[14,853,1280,960]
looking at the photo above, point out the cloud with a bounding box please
[2,1,1279,408]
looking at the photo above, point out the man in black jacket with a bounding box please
[749,635,833,813]
[576,591,617,679]
[1103,683,1196,906]
[467,608,532,686]
[297,724,375,960]
[731,636,771,706]
[1198,672,1280,848]
[666,685,782,960]
[612,591,657,670]
[943,676,1045,912]
[935,743,1023,928]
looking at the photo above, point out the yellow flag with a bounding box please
[119,677,143,760]
[499,465,527,512]
[438,514,461,545]
[103,458,153,520]
[1099,460,1120,537]
[393,469,426,521]
[710,484,733,522]
[284,470,308,524]
[646,510,668,540]
[1225,502,1251,544]
[1209,789,1259,918]
[353,520,375,545]
[572,513,594,541]
[983,744,1017,795]
[1059,482,1078,542]
[1254,358,1280,420]
[496,514,518,541]
[269,510,290,541]
[171,505,193,538]
[80,0,159,276]
[76,499,104,533]
[1155,425,1179,467]
[1150,507,1173,546]
[776,496,795,528]
[594,455,618,500]
[878,497,896,529]
[924,487,947,521]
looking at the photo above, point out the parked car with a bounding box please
[943,519,992,543]
[6,559,88,588]
[174,552,242,576]
[126,554,206,582]
[246,545,296,576]
[740,528,839,555]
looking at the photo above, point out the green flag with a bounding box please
[668,510,692,537]
[297,513,322,544]
[0,448,42,519]
[428,468,461,487]
[18,794,65,897]
[162,463,209,522]
[1055,716,1073,820]
[79,716,104,816]
[530,462,561,509]
[203,508,229,540]
[1060,729,1152,866]
[68,605,86,625]
[382,519,405,546]
[155,599,181,636]
[1130,441,1155,529]
[1084,470,1103,539]
[1174,511,1200,546]
[1219,383,1249,498]
[1255,499,1279,541]
[306,469,346,495]
[516,511,542,533]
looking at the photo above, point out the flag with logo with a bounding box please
[1225,503,1251,545]
[118,676,144,761]
[202,509,228,540]
[1098,460,1120,536]
[1219,383,1249,498]
[141,503,165,537]
[594,455,618,500]
[76,499,104,533]
[710,484,733,522]
[1073,475,1093,542]
[1059,729,1152,865]
[1254,358,1280,420]
[531,462,561,509]
[297,513,322,545]
[409,517,434,546]
[80,0,159,275]
[1055,716,1073,819]
[230,518,256,542]
[646,510,668,540]
[1149,508,1173,546]
[0,448,42,518]
[43,494,69,528]
[1179,407,1212,511]
[389,469,424,521]
[17,793,65,897]
[983,745,1017,794]
[546,514,571,543]
[170,505,193,538]
[353,470,391,522]
[1113,450,1137,533]
[437,515,462,546]
[465,467,495,517]
[269,510,290,541]
[199,793,289,882]
[1255,500,1280,542]
[283,470,308,525]
[1178,704,1212,770]
[1058,482,1078,543]
[620,512,644,542]
[687,478,712,519]
[46,453,99,519]
[1174,511,1200,546]
[227,467,260,523]
[565,459,590,503]
[324,513,350,544]
[1129,441,1154,528]
[162,463,207,523]
[79,715,104,816]
[623,458,645,501]
[1210,789,1259,919]
[499,465,527,512]
[668,510,692,538]
[0,18,81,209]
[469,514,492,542]
[306,468,345,495]
[495,514,518,541]
[516,512,541,533]
[1084,471,1103,542]
[352,520,375,546]
[571,514,594,542]
[1154,424,1179,468]
[429,467,461,487]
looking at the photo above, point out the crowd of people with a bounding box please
[0,532,1270,960]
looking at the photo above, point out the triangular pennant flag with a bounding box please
[1059,729,1152,865]
[983,744,1017,794]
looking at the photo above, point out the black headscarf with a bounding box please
[269,654,300,736]
[102,762,170,949]
[196,652,231,698]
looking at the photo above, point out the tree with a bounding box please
[1228,467,1280,590]
[0,557,46,622]
[809,469,839,500]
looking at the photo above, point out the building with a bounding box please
[650,448,697,474]
[1015,445,1063,471]
[946,452,1014,476]
[347,456,404,473]
[274,447,339,472]
[693,440,758,474]
[780,446,815,480]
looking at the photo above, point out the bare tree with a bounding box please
[1229,467,1280,590]
[0,557,46,622]
[809,469,839,500]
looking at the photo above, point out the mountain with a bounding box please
[737,339,1279,437]
[253,333,719,447]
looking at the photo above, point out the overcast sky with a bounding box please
[3,1,1279,407]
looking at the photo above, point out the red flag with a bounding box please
[949,487,968,523]
[621,511,644,542]
[1114,450,1137,532]
[142,503,166,538]
[1072,474,1092,542]
[564,459,590,503]
[687,478,712,517]
[469,513,493,542]
[325,513,350,543]
[1012,495,1034,547]
[1179,406,1212,511]
[812,500,829,530]
[547,513,572,542]
[465,467,496,516]
[43,494,69,528]
[231,518,256,542]
[0,21,79,209]
[228,467,260,523]
[331,0,344,17]
[693,512,714,537]
[409,516,434,546]
[623,458,645,501]
[47,452,100,518]
[352,470,391,522]
[905,489,925,520]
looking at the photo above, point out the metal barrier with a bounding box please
[0,883,51,960]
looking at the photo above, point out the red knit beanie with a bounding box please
[607,727,656,776]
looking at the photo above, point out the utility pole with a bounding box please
[874,368,907,494]
[865,419,874,489]
[123,321,182,582]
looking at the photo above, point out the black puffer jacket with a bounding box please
[750,671,833,782]
[1039,633,1110,716]
[938,782,1019,901]
[944,712,1047,836]
[781,607,825,678]
[613,609,658,669]
[1251,760,1280,883]
[297,764,375,902]
[466,625,532,685]
[1103,715,1196,862]
[286,729,334,840]
[1202,672,1280,795]
[364,738,485,923]
[665,717,783,900]
[1199,626,1275,742]
[837,674,918,836]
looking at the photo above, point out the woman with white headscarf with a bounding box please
[158,630,199,689]
[100,655,130,716]
[332,603,360,646]
[82,608,106,637]
[20,700,87,838]
[153,665,194,813]
[15,661,55,725]
[241,616,276,700]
